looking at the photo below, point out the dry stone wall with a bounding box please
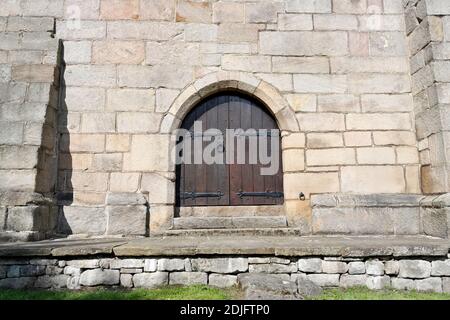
[1,255,450,293]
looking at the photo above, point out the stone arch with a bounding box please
[160,71,300,134]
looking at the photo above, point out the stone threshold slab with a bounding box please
[0,236,448,258]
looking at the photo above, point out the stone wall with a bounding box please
[1,255,450,293]
[1,0,450,239]
[405,0,450,193]
[311,193,450,237]
[51,0,422,236]
[0,5,61,241]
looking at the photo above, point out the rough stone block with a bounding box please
[209,274,237,288]
[392,278,416,290]
[348,262,365,275]
[35,275,69,289]
[297,113,345,132]
[158,259,186,272]
[416,278,442,292]
[245,2,281,23]
[100,0,139,20]
[307,274,340,287]
[366,276,390,290]
[56,20,106,40]
[294,74,347,94]
[120,274,133,288]
[140,0,175,21]
[176,1,211,23]
[340,274,368,288]
[59,206,106,235]
[106,205,147,236]
[260,31,348,56]
[93,40,144,64]
[66,260,99,269]
[249,263,297,274]
[191,258,248,274]
[284,172,340,199]
[399,260,432,279]
[286,0,331,13]
[170,272,208,285]
[133,272,168,288]
[143,259,157,272]
[385,261,400,275]
[212,2,244,23]
[307,148,355,166]
[366,260,385,276]
[431,260,450,276]
[64,65,115,87]
[278,14,313,30]
[109,173,139,193]
[341,166,405,194]
[123,135,171,172]
[298,259,322,273]
[79,269,119,286]
[322,261,348,274]
[110,259,144,269]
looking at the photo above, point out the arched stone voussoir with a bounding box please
[166,71,298,132]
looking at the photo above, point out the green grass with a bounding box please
[0,285,241,300]
[1,286,449,300]
[310,286,450,300]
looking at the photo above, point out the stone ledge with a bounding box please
[311,194,426,208]
[0,236,448,258]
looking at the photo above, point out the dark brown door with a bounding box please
[176,92,283,207]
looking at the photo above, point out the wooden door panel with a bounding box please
[177,92,284,207]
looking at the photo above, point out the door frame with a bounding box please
[150,71,306,234]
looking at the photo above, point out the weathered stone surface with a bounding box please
[298,258,322,273]
[132,272,168,288]
[191,258,248,274]
[385,261,400,275]
[340,274,368,288]
[144,259,157,272]
[209,274,237,288]
[322,261,348,274]
[392,278,416,291]
[169,272,207,285]
[120,274,133,288]
[238,273,300,300]
[106,206,147,236]
[291,273,322,296]
[110,259,144,269]
[307,274,340,287]
[366,276,391,290]
[59,206,106,235]
[348,262,365,275]
[443,278,450,293]
[0,277,36,289]
[366,260,385,276]
[35,275,69,288]
[158,259,186,272]
[249,263,297,274]
[79,269,120,286]
[416,278,442,292]
[431,260,450,276]
[398,260,431,279]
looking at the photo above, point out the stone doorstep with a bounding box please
[173,216,288,230]
[0,235,448,259]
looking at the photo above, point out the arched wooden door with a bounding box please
[176,92,284,207]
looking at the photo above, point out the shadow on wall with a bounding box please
[53,42,73,236]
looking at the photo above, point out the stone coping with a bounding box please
[0,236,448,259]
[311,193,450,208]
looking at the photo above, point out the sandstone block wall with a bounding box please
[405,0,450,193]
[0,0,449,239]
[0,6,61,241]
